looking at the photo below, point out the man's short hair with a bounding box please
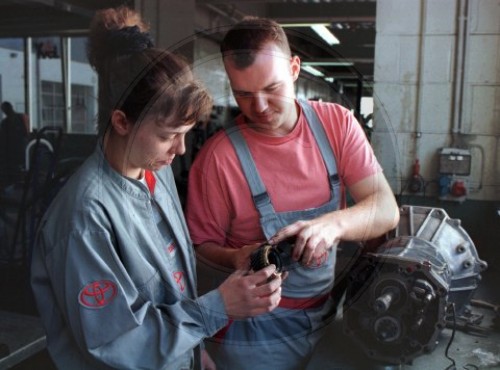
[220,16,291,69]
[1,101,14,115]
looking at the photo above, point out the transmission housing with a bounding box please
[343,205,488,365]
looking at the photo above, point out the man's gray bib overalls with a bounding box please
[214,100,340,370]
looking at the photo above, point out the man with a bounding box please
[0,101,29,180]
[186,16,399,370]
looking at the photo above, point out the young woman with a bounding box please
[31,7,282,370]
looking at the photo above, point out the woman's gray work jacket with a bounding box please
[31,144,227,370]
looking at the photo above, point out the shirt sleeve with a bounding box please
[31,218,228,369]
[185,134,235,247]
[320,103,382,187]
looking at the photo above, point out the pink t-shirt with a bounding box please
[186,100,381,248]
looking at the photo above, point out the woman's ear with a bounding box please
[110,110,131,136]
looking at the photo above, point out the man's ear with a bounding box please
[290,55,301,81]
[110,110,131,136]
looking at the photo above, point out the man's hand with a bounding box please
[218,265,282,319]
[195,242,262,271]
[269,213,339,266]
[269,172,401,266]
[231,242,261,270]
[201,349,216,370]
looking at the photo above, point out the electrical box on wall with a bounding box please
[438,148,471,203]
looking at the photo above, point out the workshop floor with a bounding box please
[1,198,499,370]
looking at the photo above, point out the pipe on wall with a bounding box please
[451,0,469,137]
[413,0,427,161]
[24,37,33,132]
[61,37,71,132]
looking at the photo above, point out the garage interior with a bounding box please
[0,0,499,369]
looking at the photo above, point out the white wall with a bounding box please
[372,0,500,201]
[0,48,25,113]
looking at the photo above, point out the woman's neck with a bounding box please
[102,131,141,179]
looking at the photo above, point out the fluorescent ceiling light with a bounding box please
[302,61,354,67]
[301,65,324,77]
[280,22,329,28]
[310,25,340,45]
[324,77,335,83]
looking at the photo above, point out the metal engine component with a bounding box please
[250,239,295,274]
[343,205,488,365]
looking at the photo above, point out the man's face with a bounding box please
[224,43,301,136]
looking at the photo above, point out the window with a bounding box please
[41,81,64,127]
[0,36,97,134]
[71,84,95,133]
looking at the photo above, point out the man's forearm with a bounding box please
[330,190,399,242]
[336,172,400,241]
[196,242,238,269]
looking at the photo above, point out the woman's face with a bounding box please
[125,113,195,177]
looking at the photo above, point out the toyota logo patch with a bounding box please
[79,280,117,309]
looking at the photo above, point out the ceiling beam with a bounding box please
[302,57,373,64]
[14,0,94,17]
[198,0,375,4]
[268,2,376,21]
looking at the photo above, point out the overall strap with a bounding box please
[225,100,340,221]
[225,125,276,218]
[298,99,340,191]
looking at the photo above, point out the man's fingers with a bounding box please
[292,235,306,261]
[270,222,302,244]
